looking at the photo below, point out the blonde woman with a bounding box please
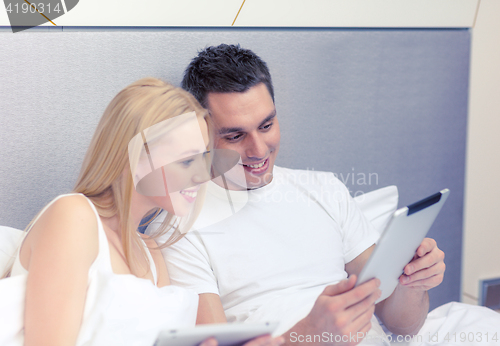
[0,78,284,346]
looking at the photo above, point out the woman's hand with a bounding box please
[200,335,285,346]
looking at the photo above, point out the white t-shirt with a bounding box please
[149,166,381,332]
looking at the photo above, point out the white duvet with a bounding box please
[388,302,500,346]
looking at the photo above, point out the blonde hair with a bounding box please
[1,78,209,280]
[76,78,209,276]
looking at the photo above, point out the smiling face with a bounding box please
[131,112,210,217]
[207,83,280,190]
[152,116,209,216]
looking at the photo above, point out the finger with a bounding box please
[246,335,284,346]
[357,319,373,342]
[242,335,272,346]
[402,278,442,290]
[401,272,444,290]
[354,319,374,344]
[336,318,373,346]
[342,280,380,314]
[347,302,376,338]
[346,285,380,319]
[402,261,445,284]
[416,238,436,257]
[200,337,218,346]
[322,275,357,297]
[269,336,285,346]
[359,318,373,335]
[404,247,444,276]
[355,277,381,289]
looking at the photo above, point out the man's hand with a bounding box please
[399,237,445,290]
[375,237,445,335]
[200,335,285,346]
[285,276,380,346]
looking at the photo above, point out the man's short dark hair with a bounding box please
[181,44,274,107]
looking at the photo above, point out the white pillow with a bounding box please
[354,185,399,235]
[0,226,24,276]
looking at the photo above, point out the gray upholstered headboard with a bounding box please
[0,28,469,309]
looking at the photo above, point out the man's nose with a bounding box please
[245,133,268,160]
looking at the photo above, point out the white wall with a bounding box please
[462,0,500,305]
[0,0,478,27]
[1,0,495,304]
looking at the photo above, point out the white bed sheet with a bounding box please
[388,302,500,345]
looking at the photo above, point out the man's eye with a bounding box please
[225,134,242,142]
[261,123,273,130]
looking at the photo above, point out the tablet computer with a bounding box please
[155,321,278,346]
[355,188,450,303]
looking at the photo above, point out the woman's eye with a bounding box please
[181,159,194,167]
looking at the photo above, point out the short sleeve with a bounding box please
[341,192,380,263]
[320,173,380,263]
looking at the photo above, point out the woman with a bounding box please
[1,78,283,346]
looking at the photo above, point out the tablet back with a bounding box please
[356,189,450,303]
[155,322,278,346]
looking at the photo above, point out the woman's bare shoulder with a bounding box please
[22,194,101,345]
[32,194,97,234]
[24,194,99,269]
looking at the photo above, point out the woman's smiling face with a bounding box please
[132,112,210,217]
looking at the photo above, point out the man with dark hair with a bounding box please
[147,44,445,345]
[181,44,275,107]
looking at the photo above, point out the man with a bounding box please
[148,44,445,345]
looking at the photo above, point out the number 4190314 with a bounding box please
[443,332,499,343]
[5,2,62,14]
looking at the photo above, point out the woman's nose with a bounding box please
[192,159,211,183]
